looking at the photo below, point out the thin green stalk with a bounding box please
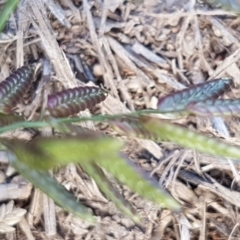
[0,0,19,33]
[0,109,161,134]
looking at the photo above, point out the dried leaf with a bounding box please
[4,209,26,225]
[4,201,14,215]
[0,65,35,113]
[187,99,240,117]
[47,86,108,118]
[0,200,26,233]
[158,77,232,113]
[0,222,15,233]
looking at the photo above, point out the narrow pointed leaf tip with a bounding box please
[47,86,108,118]
[83,163,142,225]
[8,153,95,223]
[99,154,180,211]
[0,65,35,113]
[158,77,233,113]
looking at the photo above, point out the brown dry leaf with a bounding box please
[0,201,26,233]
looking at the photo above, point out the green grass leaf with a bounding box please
[8,153,95,223]
[1,134,123,170]
[141,116,240,160]
[83,163,142,225]
[0,0,19,33]
[98,153,180,211]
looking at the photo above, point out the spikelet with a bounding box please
[158,77,233,113]
[187,99,240,117]
[0,65,35,113]
[47,86,108,118]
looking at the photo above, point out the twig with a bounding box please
[43,193,56,236]
[103,37,135,110]
[145,9,236,19]
[83,0,119,98]
[28,0,77,88]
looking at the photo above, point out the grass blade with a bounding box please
[0,0,19,33]
[8,153,95,223]
[141,116,240,160]
[83,163,141,224]
[98,153,180,211]
[1,134,123,170]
